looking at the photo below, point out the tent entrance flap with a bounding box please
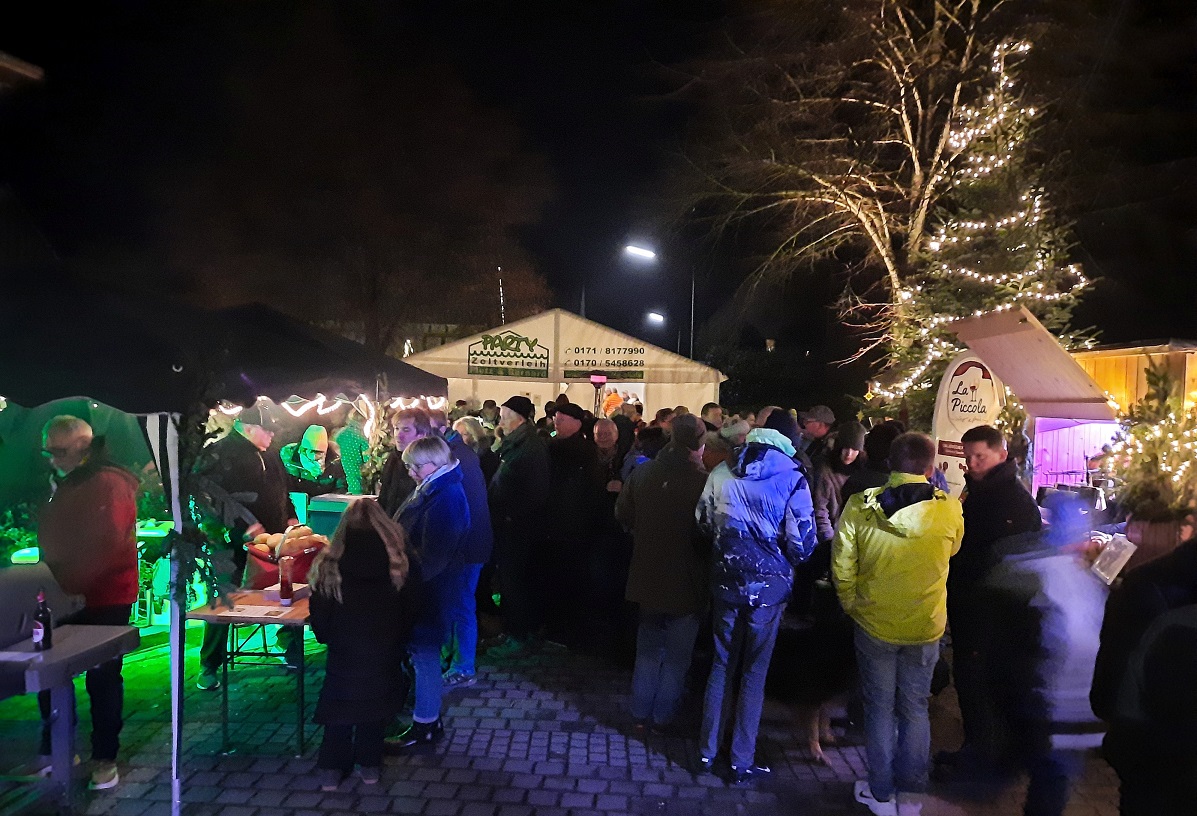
[950,306,1116,422]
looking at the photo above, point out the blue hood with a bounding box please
[730,443,799,481]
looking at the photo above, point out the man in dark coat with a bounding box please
[193,406,296,689]
[1092,538,1197,814]
[616,413,709,729]
[442,425,493,687]
[945,424,1042,766]
[377,408,434,516]
[487,396,551,658]
[542,401,604,647]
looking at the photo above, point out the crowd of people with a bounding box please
[21,398,1197,815]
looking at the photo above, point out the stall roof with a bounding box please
[950,306,1117,421]
[405,309,726,385]
[0,280,445,414]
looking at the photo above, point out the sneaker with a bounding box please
[88,762,120,791]
[196,668,220,691]
[485,636,530,659]
[383,719,444,752]
[317,767,344,792]
[357,766,380,785]
[854,780,897,816]
[442,670,477,689]
[695,755,715,775]
[729,763,771,785]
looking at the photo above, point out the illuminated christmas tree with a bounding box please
[868,41,1090,427]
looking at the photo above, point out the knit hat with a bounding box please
[301,424,329,452]
[501,396,535,421]
[719,418,750,441]
[835,421,867,453]
[237,405,278,432]
[669,413,706,451]
[747,428,796,457]
[763,410,804,450]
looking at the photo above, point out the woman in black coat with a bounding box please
[308,499,420,790]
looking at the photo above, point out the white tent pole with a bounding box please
[165,414,185,816]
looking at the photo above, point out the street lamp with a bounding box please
[624,244,695,359]
[646,311,665,325]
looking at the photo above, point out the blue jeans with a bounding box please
[631,609,701,725]
[444,564,483,675]
[409,576,453,722]
[854,625,939,802]
[699,600,785,769]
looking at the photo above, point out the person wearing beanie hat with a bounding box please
[813,421,867,546]
[617,412,710,731]
[281,424,348,498]
[695,413,817,783]
[487,396,552,659]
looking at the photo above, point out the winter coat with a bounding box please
[545,432,603,541]
[488,421,550,523]
[1091,538,1197,722]
[38,439,139,608]
[617,445,710,617]
[696,442,817,608]
[980,532,1107,749]
[280,442,348,498]
[954,459,1042,589]
[813,457,859,544]
[397,462,470,586]
[377,450,416,517]
[309,527,421,725]
[194,431,295,539]
[446,432,494,565]
[832,473,964,645]
[841,465,890,505]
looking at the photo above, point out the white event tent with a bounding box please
[405,309,726,414]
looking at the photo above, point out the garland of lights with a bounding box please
[868,40,1087,404]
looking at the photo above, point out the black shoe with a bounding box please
[695,755,715,776]
[730,764,770,785]
[383,719,444,752]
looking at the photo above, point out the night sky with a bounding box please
[2,1,1195,407]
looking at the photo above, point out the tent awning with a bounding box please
[950,306,1117,421]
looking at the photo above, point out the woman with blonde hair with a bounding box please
[308,499,420,790]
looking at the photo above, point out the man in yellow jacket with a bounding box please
[832,432,963,816]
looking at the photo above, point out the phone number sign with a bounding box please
[563,345,646,380]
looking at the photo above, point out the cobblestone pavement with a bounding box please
[0,630,1119,816]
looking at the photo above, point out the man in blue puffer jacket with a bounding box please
[695,427,817,784]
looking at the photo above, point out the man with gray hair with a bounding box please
[36,416,139,790]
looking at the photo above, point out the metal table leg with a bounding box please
[220,627,232,754]
[50,682,75,813]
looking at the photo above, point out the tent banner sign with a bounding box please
[467,331,550,378]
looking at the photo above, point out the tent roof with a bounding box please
[406,309,726,385]
[950,306,1117,421]
[0,280,445,414]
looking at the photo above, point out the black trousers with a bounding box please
[496,521,541,640]
[948,594,996,754]
[317,721,386,771]
[39,604,131,762]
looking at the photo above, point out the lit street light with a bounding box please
[624,244,695,359]
[646,311,665,324]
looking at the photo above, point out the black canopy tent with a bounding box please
[0,280,445,814]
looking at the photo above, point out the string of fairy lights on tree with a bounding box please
[868,40,1090,411]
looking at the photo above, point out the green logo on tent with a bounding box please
[467,331,550,378]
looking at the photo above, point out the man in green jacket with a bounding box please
[832,432,963,816]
